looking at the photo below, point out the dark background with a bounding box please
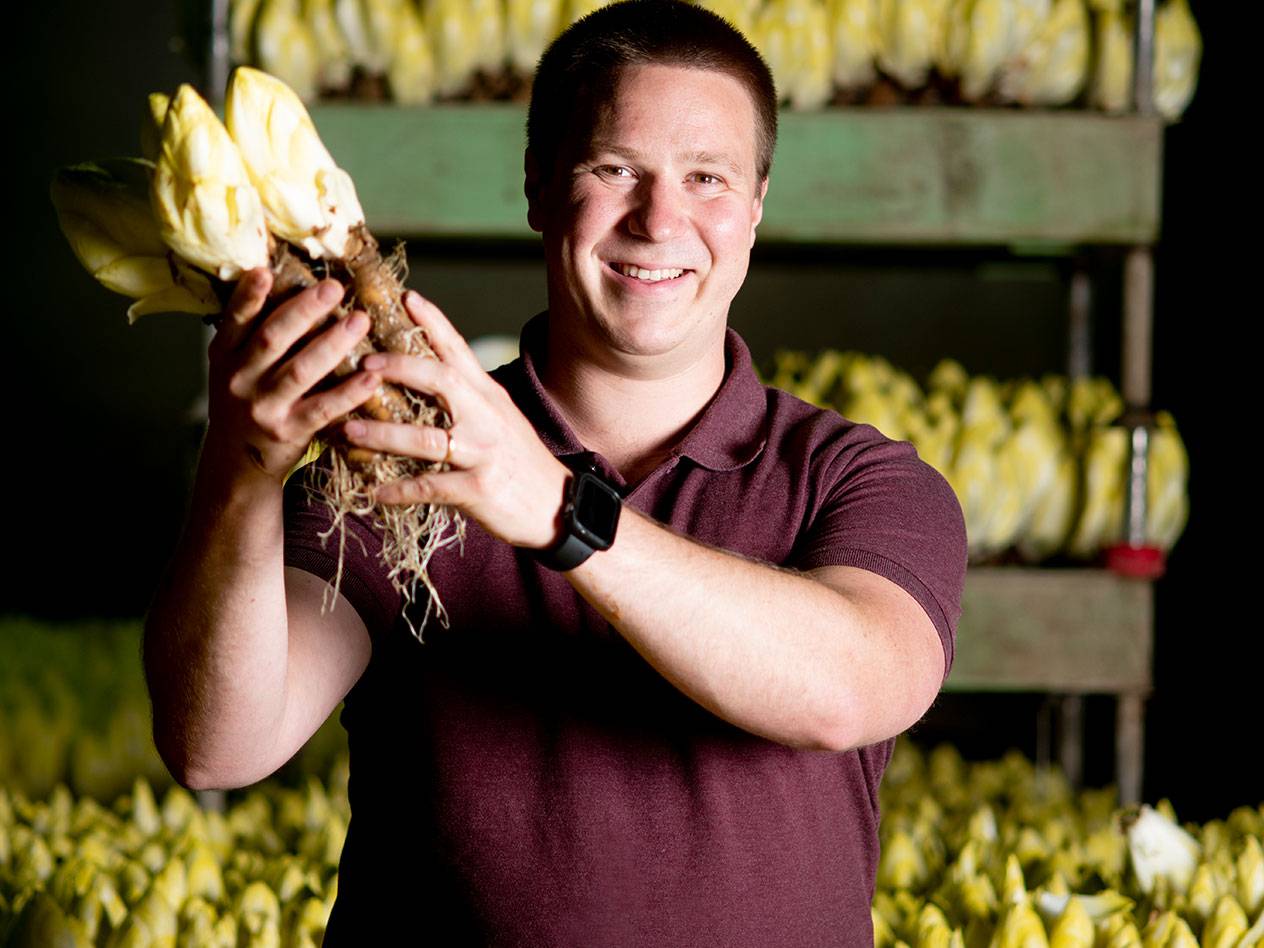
[8,3,1253,818]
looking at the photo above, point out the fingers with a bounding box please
[233,279,347,391]
[360,350,472,420]
[264,310,371,405]
[293,369,382,435]
[403,290,486,377]
[343,419,452,466]
[210,268,272,354]
[372,469,473,507]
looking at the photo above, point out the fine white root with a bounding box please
[305,451,465,644]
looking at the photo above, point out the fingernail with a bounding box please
[320,281,342,304]
[345,420,366,438]
[405,290,422,309]
[363,353,386,370]
[344,312,367,333]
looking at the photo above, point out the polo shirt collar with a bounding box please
[504,312,768,473]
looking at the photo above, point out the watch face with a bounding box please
[573,472,621,550]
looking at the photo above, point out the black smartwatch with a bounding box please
[535,455,622,571]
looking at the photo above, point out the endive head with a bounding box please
[52,158,167,270]
[51,157,219,322]
[225,66,365,260]
[150,84,270,281]
[140,92,170,162]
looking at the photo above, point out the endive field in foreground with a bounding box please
[1,742,1261,946]
[2,621,1262,944]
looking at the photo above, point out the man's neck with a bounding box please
[538,322,728,486]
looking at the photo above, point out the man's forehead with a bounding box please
[569,65,760,171]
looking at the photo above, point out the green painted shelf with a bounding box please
[309,104,1162,245]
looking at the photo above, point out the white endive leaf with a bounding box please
[1125,805,1201,895]
[226,66,366,260]
[151,84,270,281]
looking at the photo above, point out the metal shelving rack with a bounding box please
[211,2,1167,805]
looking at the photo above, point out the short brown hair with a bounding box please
[526,0,777,184]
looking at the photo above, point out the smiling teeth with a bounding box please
[619,264,684,282]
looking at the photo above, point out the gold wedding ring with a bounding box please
[442,429,455,467]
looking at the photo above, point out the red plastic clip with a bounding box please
[1104,544,1166,579]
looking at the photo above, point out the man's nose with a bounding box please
[625,176,685,241]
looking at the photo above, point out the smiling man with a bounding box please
[144,1,967,944]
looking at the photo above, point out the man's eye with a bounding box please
[691,173,724,186]
[595,165,632,178]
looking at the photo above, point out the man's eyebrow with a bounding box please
[586,141,746,179]
[683,150,746,179]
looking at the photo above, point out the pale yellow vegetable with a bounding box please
[150,85,270,281]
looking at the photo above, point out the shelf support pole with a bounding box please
[1122,247,1154,408]
[1117,694,1146,805]
[1067,264,1093,379]
[1117,246,1155,804]
[1036,696,1054,771]
[1058,695,1085,790]
[1134,0,1157,116]
[1122,0,1157,796]
[1121,246,1155,549]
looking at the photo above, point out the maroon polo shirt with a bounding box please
[284,312,966,947]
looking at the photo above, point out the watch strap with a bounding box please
[534,457,621,572]
[536,529,600,571]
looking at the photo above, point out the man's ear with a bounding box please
[525,149,545,233]
[750,177,769,249]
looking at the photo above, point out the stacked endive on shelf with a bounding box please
[224,0,1201,119]
[51,67,463,639]
[764,350,1188,564]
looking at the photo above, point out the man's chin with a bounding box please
[585,312,725,373]
[594,315,690,360]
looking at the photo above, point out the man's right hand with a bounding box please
[205,266,381,483]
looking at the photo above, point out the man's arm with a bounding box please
[144,270,378,789]
[562,507,946,751]
[344,292,951,753]
[144,460,373,788]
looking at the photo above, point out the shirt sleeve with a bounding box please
[788,425,968,686]
[282,459,403,640]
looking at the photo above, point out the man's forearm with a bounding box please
[566,508,859,753]
[565,506,880,751]
[143,441,290,787]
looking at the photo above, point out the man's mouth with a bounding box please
[609,262,688,283]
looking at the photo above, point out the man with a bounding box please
[144,1,967,943]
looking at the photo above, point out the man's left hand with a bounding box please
[342,290,570,550]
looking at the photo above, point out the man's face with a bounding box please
[529,64,768,372]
